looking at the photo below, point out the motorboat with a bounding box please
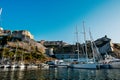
[100,55,120,69]
[11,63,19,68]
[27,63,38,69]
[39,63,49,69]
[19,62,26,69]
[4,64,11,68]
[0,64,4,68]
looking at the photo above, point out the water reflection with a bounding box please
[0,68,120,80]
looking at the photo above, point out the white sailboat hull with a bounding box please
[0,64,4,68]
[27,64,38,69]
[70,63,96,69]
[4,64,11,68]
[39,63,49,69]
[12,64,19,68]
[19,65,26,70]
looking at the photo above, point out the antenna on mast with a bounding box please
[0,8,2,27]
[83,21,88,62]
[0,8,2,15]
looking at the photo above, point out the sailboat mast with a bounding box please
[89,28,95,62]
[14,41,18,63]
[75,26,79,61]
[21,42,24,62]
[89,28,102,61]
[83,21,88,62]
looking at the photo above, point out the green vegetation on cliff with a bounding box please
[0,35,48,63]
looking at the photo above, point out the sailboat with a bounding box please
[106,55,120,69]
[99,52,120,69]
[27,40,38,69]
[11,42,19,68]
[12,42,26,69]
[0,63,4,68]
[0,8,6,68]
[0,49,5,68]
[18,42,26,69]
[70,22,97,69]
[2,45,11,68]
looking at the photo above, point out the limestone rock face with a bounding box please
[112,43,120,58]
[95,36,113,54]
[94,35,120,58]
[7,40,46,54]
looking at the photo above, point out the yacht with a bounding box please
[70,58,97,69]
[100,54,120,69]
[69,23,97,69]
[0,64,4,68]
[39,63,49,69]
[27,63,38,69]
[11,63,19,68]
[109,59,120,69]
[4,63,11,68]
[19,62,26,69]
[54,60,70,67]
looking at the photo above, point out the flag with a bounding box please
[0,8,2,15]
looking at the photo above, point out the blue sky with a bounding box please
[0,0,120,43]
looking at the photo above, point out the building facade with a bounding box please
[12,30,34,40]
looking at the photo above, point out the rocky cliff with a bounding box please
[95,35,120,58]
[44,35,120,59]
[112,43,120,58]
[0,31,50,63]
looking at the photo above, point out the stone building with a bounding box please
[40,40,68,47]
[12,30,34,40]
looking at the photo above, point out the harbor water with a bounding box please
[0,67,120,80]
